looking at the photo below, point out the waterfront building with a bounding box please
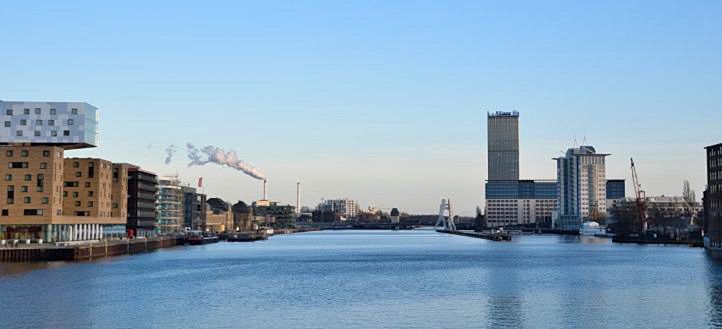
[318,199,359,220]
[485,180,558,227]
[0,101,132,242]
[705,143,722,251]
[487,111,519,181]
[553,146,610,230]
[182,186,206,231]
[206,197,232,233]
[156,176,183,234]
[126,165,158,237]
[253,200,295,227]
[390,208,400,224]
[0,101,98,149]
[231,201,253,232]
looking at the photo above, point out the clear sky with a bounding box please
[1,1,721,215]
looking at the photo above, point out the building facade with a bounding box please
[318,199,359,219]
[156,176,183,234]
[0,101,98,149]
[126,165,158,237]
[0,101,133,242]
[485,180,558,227]
[487,111,519,181]
[182,186,206,231]
[554,146,610,230]
[705,143,722,251]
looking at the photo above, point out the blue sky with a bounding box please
[1,1,721,215]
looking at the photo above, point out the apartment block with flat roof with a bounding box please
[127,166,158,237]
[705,143,722,251]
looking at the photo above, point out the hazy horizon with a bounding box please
[2,1,720,215]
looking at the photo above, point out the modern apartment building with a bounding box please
[156,176,183,234]
[485,180,558,227]
[126,165,158,237]
[705,143,722,252]
[554,146,610,230]
[0,101,98,149]
[0,101,130,242]
[182,186,206,231]
[487,111,519,181]
[319,199,359,219]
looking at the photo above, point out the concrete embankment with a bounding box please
[0,236,185,262]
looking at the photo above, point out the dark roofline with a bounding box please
[705,143,722,150]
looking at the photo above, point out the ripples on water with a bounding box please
[1,229,722,329]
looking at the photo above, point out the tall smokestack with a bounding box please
[296,182,301,214]
[263,179,267,200]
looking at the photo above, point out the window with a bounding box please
[64,181,79,187]
[36,120,42,126]
[5,150,12,157]
[9,162,28,169]
[3,121,9,127]
[42,150,50,157]
[21,186,28,192]
[5,174,11,181]
[113,203,119,209]
[1,210,7,216]
[51,131,57,137]
[63,191,68,197]
[5,109,12,115]
[24,197,31,204]
[85,182,91,188]
[63,130,70,136]
[48,120,54,126]
[23,108,30,115]
[88,191,94,197]
[34,131,41,137]
[71,108,78,114]
[75,171,82,178]
[73,161,79,168]
[16,130,22,137]
[24,209,42,216]
[34,108,41,114]
[49,108,56,115]
[20,150,28,157]
[75,201,81,207]
[88,201,94,208]
[72,192,79,198]
[41,197,49,204]
[67,119,74,125]
[40,162,47,169]
[24,174,31,181]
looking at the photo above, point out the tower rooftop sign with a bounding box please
[0,101,98,149]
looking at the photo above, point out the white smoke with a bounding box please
[186,143,266,181]
[164,145,177,165]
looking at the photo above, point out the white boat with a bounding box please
[579,221,608,236]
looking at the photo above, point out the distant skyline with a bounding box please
[1,1,721,215]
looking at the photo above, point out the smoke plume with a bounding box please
[165,145,177,165]
[186,143,266,181]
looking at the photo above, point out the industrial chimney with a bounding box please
[262,179,267,200]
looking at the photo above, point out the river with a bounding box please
[1,229,721,329]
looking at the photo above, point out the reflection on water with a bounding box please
[0,231,721,329]
[708,256,722,328]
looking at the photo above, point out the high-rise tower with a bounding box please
[487,111,519,181]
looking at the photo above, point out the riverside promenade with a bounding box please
[0,236,185,262]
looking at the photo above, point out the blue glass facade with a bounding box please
[486,180,558,199]
[606,179,625,199]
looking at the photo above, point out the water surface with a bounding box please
[1,229,721,329]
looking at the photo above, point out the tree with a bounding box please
[683,180,696,204]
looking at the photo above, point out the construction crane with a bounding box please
[630,158,647,233]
